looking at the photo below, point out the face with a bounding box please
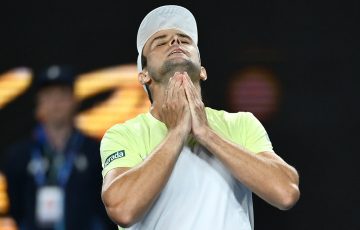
[35,85,77,127]
[142,29,202,84]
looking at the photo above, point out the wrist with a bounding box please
[193,125,212,145]
[168,126,189,143]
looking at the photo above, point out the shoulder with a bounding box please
[100,113,152,150]
[102,113,149,138]
[206,107,263,142]
[206,107,253,125]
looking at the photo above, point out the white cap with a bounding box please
[136,5,198,72]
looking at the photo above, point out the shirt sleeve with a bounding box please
[243,112,274,154]
[100,125,143,177]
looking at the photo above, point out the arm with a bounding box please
[183,73,300,210]
[101,74,191,227]
[196,129,299,210]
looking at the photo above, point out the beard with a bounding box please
[148,58,201,84]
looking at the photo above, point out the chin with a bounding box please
[161,59,200,77]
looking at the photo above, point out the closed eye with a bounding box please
[156,42,166,46]
[178,34,192,44]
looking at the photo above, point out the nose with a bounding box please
[170,35,181,46]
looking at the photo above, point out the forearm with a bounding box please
[196,127,300,210]
[102,129,186,226]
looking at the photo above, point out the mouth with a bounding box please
[168,48,186,57]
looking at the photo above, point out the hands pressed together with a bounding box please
[159,72,209,141]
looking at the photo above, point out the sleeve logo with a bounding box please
[104,150,125,168]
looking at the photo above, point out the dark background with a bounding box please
[1,0,359,229]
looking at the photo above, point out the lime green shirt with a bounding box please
[100,107,273,176]
[100,107,273,230]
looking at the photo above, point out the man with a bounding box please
[2,65,114,230]
[100,5,300,230]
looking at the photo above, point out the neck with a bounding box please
[43,122,73,152]
[148,84,166,121]
[149,82,202,121]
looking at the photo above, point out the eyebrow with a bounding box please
[151,34,167,43]
[152,32,192,43]
[177,33,191,40]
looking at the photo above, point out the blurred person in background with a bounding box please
[2,65,115,230]
[100,5,300,230]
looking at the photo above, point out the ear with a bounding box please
[200,67,207,81]
[138,71,151,85]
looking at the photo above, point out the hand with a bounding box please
[159,72,191,137]
[183,72,209,139]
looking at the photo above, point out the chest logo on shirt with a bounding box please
[104,150,125,168]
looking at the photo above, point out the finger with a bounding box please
[184,81,196,110]
[183,74,205,117]
[167,73,179,103]
[176,84,186,106]
[164,77,172,101]
[167,72,179,89]
[183,73,201,102]
[171,74,184,104]
[174,74,183,90]
[183,77,197,104]
[183,72,197,92]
